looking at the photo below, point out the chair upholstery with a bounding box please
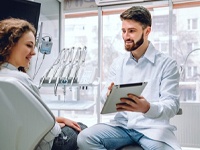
[0,77,55,150]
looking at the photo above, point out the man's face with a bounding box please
[121,19,144,51]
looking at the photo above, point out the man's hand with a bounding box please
[106,82,114,96]
[116,94,150,113]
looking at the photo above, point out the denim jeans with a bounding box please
[52,122,87,150]
[77,123,174,150]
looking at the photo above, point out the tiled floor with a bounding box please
[182,148,200,150]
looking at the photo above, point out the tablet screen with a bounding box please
[101,82,147,114]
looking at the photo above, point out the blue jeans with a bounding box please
[52,122,87,150]
[77,123,174,150]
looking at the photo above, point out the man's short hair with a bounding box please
[120,6,152,29]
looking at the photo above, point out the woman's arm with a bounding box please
[55,117,81,132]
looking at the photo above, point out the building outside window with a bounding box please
[186,66,198,78]
[187,18,198,30]
[187,42,198,51]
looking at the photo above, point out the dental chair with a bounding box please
[0,76,55,150]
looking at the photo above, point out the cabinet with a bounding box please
[39,47,101,123]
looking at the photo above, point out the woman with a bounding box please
[0,18,87,150]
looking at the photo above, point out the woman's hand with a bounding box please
[56,117,81,132]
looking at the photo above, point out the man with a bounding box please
[77,6,181,150]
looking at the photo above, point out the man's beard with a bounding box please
[124,33,144,51]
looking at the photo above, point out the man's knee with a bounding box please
[77,128,87,146]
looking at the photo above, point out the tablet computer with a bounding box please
[101,82,147,114]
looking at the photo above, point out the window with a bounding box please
[187,18,198,30]
[187,42,198,51]
[186,66,198,78]
[154,42,169,53]
[62,1,200,125]
[186,89,196,101]
[63,12,99,125]
[153,14,176,33]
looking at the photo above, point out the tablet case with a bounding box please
[101,82,147,114]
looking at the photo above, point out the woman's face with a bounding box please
[8,31,36,69]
